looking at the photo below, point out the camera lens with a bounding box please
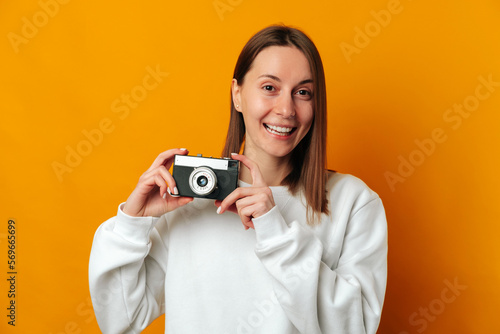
[189,167,217,196]
[197,176,208,187]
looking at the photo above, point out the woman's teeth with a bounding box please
[265,124,294,136]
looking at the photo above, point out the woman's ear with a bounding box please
[231,79,241,112]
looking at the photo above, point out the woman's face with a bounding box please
[232,46,314,161]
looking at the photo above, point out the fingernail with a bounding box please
[216,207,222,214]
[180,148,187,151]
[173,187,179,195]
[163,192,167,199]
[231,153,238,156]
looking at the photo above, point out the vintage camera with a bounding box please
[172,154,239,200]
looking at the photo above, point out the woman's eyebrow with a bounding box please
[258,74,281,82]
[299,79,313,85]
[258,74,313,85]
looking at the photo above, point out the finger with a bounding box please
[215,200,238,215]
[230,153,266,187]
[153,174,168,198]
[226,203,238,214]
[238,203,262,228]
[216,198,254,229]
[217,194,256,230]
[156,165,179,196]
[218,187,261,214]
[148,148,188,172]
[228,192,265,229]
[236,204,254,230]
[140,165,176,197]
[166,195,194,211]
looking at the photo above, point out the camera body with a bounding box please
[172,154,239,201]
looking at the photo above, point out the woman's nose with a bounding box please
[275,94,295,118]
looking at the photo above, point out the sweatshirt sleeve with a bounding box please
[88,203,167,334]
[253,185,388,334]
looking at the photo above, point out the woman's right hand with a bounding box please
[122,148,194,217]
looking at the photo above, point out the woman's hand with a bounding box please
[122,148,194,217]
[215,153,275,230]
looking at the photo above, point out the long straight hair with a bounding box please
[222,25,329,224]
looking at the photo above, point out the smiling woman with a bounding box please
[223,26,328,224]
[232,46,314,178]
[89,24,388,334]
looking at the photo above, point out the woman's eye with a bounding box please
[263,85,275,91]
[296,89,311,96]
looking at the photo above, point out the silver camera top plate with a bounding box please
[174,155,231,170]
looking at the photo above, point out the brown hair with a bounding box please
[222,24,329,224]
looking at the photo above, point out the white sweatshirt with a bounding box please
[89,172,387,334]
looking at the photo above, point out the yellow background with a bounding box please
[1,0,499,333]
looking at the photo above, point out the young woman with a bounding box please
[89,25,387,334]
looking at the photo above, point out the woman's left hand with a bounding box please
[215,153,275,230]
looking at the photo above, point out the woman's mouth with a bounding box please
[264,124,296,136]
